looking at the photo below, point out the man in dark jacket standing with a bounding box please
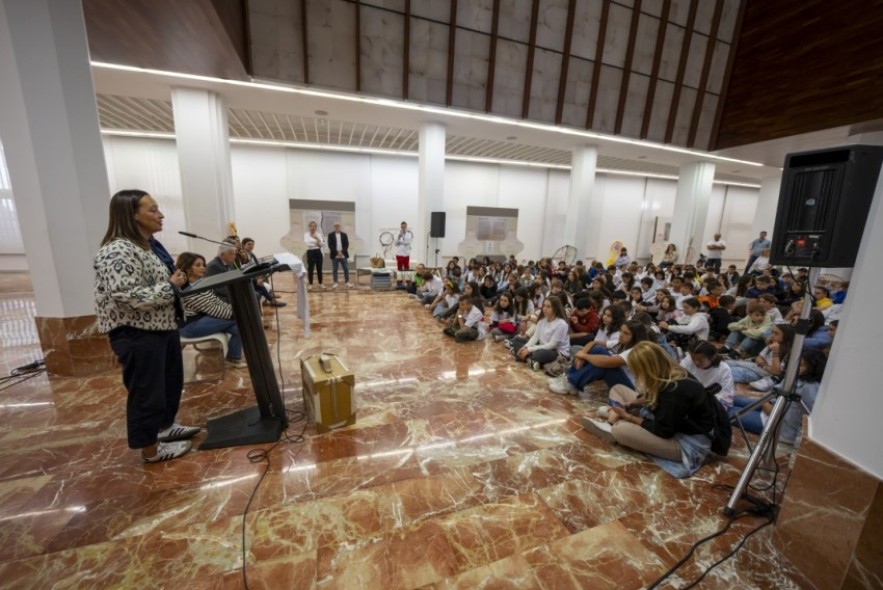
[327,222,352,289]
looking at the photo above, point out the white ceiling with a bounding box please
[91,63,784,183]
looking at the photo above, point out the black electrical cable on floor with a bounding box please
[678,516,775,590]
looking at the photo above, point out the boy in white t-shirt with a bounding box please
[443,297,487,342]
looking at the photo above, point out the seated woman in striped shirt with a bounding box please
[175,252,245,368]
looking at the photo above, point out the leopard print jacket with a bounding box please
[94,238,178,333]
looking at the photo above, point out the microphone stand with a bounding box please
[178,231,233,247]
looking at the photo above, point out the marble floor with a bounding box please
[0,272,812,589]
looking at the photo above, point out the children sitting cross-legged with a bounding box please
[680,340,735,409]
[549,318,652,396]
[510,295,571,372]
[707,295,736,342]
[442,296,487,342]
[729,349,827,445]
[725,323,794,391]
[489,292,519,342]
[659,296,710,350]
[568,297,599,346]
[431,281,460,319]
[722,301,772,358]
[581,341,716,478]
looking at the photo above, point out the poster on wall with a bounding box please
[281,199,363,263]
[458,206,523,262]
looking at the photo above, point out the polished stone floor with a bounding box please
[0,272,811,589]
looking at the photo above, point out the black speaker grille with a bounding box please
[786,167,840,232]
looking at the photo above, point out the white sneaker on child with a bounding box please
[549,375,578,395]
[531,361,541,372]
[750,377,775,391]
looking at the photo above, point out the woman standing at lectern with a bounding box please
[94,189,200,463]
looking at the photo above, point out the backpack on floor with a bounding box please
[706,389,733,456]
[689,380,732,457]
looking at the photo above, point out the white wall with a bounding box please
[92,137,762,270]
[809,169,883,479]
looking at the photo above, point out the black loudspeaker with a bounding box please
[430,211,446,238]
[771,145,883,268]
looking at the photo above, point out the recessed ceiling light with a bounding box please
[314,110,328,116]
[506,136,517,141]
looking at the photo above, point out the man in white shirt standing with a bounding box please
[395,221,413,271]
[706,233,726,274]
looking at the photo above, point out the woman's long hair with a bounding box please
[544,294,567,320]
[101,189,150,247]
[626,341,688,408]
[512,287,530,315]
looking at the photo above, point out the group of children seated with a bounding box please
[405,253,839,477]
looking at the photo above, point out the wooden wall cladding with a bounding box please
[715,0,883,150]
[83,0,250,81]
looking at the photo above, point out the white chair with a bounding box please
[180,333,230,382]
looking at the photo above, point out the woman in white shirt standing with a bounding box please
[512,295,571,371]
[304,220,326,290]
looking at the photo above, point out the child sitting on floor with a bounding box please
[723,301,772,357]
[443,296,487,342]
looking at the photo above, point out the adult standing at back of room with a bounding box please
[94,189,200,463]
[327,222,352,289]
[395,221,412,271]
[304,220,326,290]
[746,231,771,274]
[706,233,727,274]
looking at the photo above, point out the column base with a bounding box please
[34,315,116,376]
[772,437,883,589]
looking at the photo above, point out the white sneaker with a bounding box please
[750,377,775,391]
[332,283,338,289]
[142,440,192,463]
[346,282,353,289]
[549,375,578,395]
[581,417,616,444]
[157,423,200,442]
[531,361,541,372]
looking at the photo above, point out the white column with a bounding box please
[669,161,715,264]
[418,122,445,265]
[750,174,782,249]
[564,145,599,262]
[171,87,236,257]
[0,0,109,317]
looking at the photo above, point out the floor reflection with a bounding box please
[0,272,809,589]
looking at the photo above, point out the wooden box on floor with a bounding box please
[301,354,356,432]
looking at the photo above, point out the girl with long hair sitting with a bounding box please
[583,341,716,478]
[725,323,794,391]
[681,340,735,409]
[511,295,571,371]
[729,349,827,445]
[549,319,652,395]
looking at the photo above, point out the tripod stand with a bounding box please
[723,267,819,517]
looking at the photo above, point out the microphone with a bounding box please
[178,231,233,247]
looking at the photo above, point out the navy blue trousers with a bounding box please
[109,327,184,449]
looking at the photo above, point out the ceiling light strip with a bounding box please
[100,131,760,186]
[90,61,763,168]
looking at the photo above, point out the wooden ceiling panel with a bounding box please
[82,0,249,80]
[87,0,747,152]
[716,0,883,149]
